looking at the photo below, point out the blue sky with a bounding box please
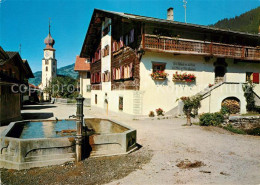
[0,0,259,73]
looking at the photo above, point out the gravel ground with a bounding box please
[4,104,259,185]
[0,149,152,185]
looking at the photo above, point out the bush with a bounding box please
[223,124,246,135]
[243,82,255,112]
[245,127,260,136]
[149,111,155,117]
[255,106,260,113]
[220,105,230,115]
[156,108,164,116]
[199,112,224,126]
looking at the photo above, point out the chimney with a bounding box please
[167,7,174,21]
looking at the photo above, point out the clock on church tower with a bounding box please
[41,19,57,100]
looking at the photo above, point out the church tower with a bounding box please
[41,19,57,100]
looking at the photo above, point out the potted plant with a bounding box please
[172,72,196,83]
[208,83,214,88]
[156,108,164,116]
[150,71,168,80]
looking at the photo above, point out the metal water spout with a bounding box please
[75,94,85,163]
[69,115,76,118]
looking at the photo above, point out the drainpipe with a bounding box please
[75,95,85,163]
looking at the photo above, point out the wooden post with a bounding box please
[209,43,213,56]
[141,24,145,49]
[242,46,245,59]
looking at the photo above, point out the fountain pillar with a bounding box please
[75,95,85,163]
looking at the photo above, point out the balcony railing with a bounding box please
[143,34,260,61]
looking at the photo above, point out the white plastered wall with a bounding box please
[140,52,215,115]
[140,51,260,115]
[91,90,136,115]
[80,71,91,99]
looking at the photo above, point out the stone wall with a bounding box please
[222,116,260,130]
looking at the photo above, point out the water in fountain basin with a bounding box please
[19,120,76,139]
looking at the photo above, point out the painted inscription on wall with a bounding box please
[172,62,196,71]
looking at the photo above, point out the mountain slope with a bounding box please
[211,7,260,34]
[29,64,78,86]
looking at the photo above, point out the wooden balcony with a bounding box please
[143,34,260,61]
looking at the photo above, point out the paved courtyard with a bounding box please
[9,103,260,184]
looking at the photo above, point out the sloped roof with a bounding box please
[6,51,18,59]
[22,60,34,78]
[74,55,90,71]
[96,9,260,37]
[0,48,34,78]
[29,83,39,89]
[0,47,9,63]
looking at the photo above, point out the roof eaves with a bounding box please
[96,9,260,38]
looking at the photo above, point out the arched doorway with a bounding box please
[221,97,240,114]
[214,58,227,84]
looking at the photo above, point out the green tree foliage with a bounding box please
[210,7,260,34]
[177,95,202,126]
[44,75,79,99]
[243,81,256,112]
[29,64,79,86]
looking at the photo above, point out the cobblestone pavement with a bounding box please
[3,103,259,184]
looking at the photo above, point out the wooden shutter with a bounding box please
[117,42,120,51]
[127,65,130,78]
[130,63,133,77]
[101,49,104,58]
[94,73,96,83]
[95,52,97,61]
[120,36,124,48]
[112,68,115,80]
[107,45,109,56]
[253,73,259,84]
[120,66,124,79]
[117,68,119,80]
[112,42,115,52]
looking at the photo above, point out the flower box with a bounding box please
[151,71,168,80]
[152,77,167,81]
[173,79,196,83]
[172,72,196,83]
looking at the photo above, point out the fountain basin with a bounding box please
[0,119,137,170]
[85,118,137,157]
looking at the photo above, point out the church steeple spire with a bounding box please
[44,18,55,49]
[49,18,51,34]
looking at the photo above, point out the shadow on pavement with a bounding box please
[22,105,57,110]
[22,113,54,120]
